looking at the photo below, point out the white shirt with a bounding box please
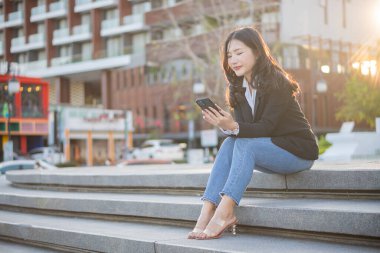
[221,79,257,135]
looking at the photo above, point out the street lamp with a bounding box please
[188,81,205,149]
[312,75,328,131]
[3,74,20,161]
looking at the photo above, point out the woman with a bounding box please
[188,27,319,240]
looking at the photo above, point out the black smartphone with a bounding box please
[195,98,219,112]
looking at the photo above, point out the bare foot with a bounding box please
[196,207,237,240]
[188,209,215,239]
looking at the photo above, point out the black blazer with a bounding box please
[231,86,319,160]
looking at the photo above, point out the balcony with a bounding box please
[101,14,147,37]
[76,0,92,5]
[31,5,47,22]
[75,0,117,13]
[2,10,23,28]
[46,0,67,19]
[31,52,132,78]
[53,24,91,45]
[51,55,74,66]
[10,33,45,53]
[28,33,45,50]
[101,18,119,30]
[53,27,69,40]
[20,60,47,71]
[10,36,26,53]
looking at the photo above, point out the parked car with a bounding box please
[117,158,174,167]
[29,147,64,165]
[12,151,30,160]
[0,160,36,175]
[131,139,185,161]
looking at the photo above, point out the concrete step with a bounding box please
[5,161,380,199]
[0,210,379,253]
[0,178,379,243]
[0,239,63,253]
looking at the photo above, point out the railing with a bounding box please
[51,55,73,66]
[73,24,90,34]
[75,0,92,5]
[94,46,133,59]
[49,0,67,12]
[53,27,69,38]
[94,0,117,3]
[11,36,25,48]
[141,2,152,13]
[29,33,44,43]
[8,11,23,21]
[101,18,119,30]
[123,14,143,25]
[21,60,47,71]
[31,5,46,16]
[51,53,92,66]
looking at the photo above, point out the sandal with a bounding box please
[196,217,238,240]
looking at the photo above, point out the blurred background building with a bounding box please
[0,0,379,163]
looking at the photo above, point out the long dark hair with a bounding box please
[222,27,300,107]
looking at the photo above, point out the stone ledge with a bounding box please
[5,161,380,191]
[0,210,379,253]
[0,183,379,237]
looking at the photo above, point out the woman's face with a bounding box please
[227,39,256,81]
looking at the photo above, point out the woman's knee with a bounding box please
[219,137,236,150]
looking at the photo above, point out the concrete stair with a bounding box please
[0,161,379,252]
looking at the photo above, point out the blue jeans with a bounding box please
[202,137,314,206]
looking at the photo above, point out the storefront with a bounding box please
[54,106,133,165]
[0,74,49,160]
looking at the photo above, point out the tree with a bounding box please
[335,74,380,128]
[147,0,254,109]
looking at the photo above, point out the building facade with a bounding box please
[0,0,379,155]
[0,72,49,159]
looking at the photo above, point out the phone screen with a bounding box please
[195,98,219,112]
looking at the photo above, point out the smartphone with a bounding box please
[195,98,219,112]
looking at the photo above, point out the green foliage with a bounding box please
[335,75,380,128]
[55,161,78,168]
[203,16,219,30]
[318,135,331,155]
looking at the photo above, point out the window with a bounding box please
[0,82,16,118]
[21,84,43,118]
[106,36,122,57]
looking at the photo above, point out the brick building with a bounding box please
[0,0,379,152]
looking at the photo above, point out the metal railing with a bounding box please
[31,5,46,16]
[123,14,143,25]
[53,27,69,39]
[75,0,92,5]
[101,18,119,30]
[29,33,44,43]
[73,24,90,34]
[49,0,67,12]
[11,36,25,48]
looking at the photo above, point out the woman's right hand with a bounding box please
[202,105,236,131]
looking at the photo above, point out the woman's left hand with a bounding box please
[202,104,236,130]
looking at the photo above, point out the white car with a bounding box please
[0,160,36,174]
[131,139,185,161]
[29,147,65,165]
